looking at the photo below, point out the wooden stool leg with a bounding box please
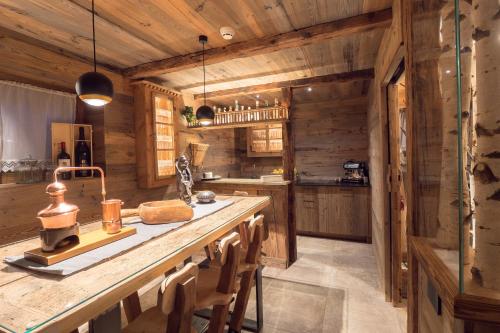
[229,270,256,332]
[122,292,142,322]
[207,304,231,333]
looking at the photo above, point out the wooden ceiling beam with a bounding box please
[194,68,374,100]
[124,8,392,79]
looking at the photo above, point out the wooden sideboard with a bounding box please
[195,179,291,268]
[295,185,371,243]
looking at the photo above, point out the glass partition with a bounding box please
[457,0,500,297]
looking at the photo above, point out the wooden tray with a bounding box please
[24,226,137,266]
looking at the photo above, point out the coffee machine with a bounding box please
[341,160,368,184]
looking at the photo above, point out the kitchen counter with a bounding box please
[199,177,291,186]
[195,178,293,268]
[296,180,369,187]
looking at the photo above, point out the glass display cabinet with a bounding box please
[132,81,180,189]
[406,0,500,332]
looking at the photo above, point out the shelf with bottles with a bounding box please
[51,123,94,179]
[187,105,289,129]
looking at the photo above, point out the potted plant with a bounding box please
[181,106,195,126]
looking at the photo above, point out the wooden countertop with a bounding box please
[198,178,291,186]
[410,236,500,324]
[0,195,270,333]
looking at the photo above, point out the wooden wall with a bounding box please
[291,82,370,181]
[0,33,238,245]
[367,0,403,299]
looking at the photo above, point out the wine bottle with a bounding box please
[57,142,72,180]
[75,127,91,177]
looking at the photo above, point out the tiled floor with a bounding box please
[130,236,406,333]
[252,236,407,333]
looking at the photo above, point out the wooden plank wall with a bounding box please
[292,83,370,180]
[0,34,238,245]
[367,0,403,299]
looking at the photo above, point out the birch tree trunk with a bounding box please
[471,0,500,290]
[436,1,473,256]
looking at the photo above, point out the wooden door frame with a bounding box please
[387,70,406,306]
[380,45,405,302]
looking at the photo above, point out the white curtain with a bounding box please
[0,81,76,165]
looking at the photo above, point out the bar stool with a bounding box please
[195,232,241,333]
[123,263,199,333]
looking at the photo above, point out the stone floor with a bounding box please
[251,236,407,333]
[126,236,406,333]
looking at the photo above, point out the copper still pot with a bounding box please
[37,166,107,230]
[37,181,79,229]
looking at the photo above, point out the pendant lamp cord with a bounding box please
[202,41,206,105]
[92,0,96,72]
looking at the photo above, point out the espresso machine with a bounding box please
[341,160,368,184]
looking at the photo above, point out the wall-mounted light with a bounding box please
[307,87,312,92]
[75,0,113,107]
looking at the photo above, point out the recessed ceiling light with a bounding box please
[307,87,312,92]
[220,26,235,40]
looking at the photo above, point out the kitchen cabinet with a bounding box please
[247,124,283,157]
[133,81,180,189]
[195,179,292,268]
[296,185,371,242]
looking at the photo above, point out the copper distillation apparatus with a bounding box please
[37,166,123,252]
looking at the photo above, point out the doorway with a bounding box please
[386,63,408,306]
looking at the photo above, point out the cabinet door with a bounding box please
[295,187,319,232]
[350,189,369,236]
[320,188,368,237]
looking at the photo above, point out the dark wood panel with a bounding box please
[295,186,370,241]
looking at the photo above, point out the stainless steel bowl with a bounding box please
[196,190,216,203]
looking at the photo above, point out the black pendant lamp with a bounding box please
[75,0,113,107]
[196,35,214,125]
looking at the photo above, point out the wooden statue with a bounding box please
[176,155,194,205]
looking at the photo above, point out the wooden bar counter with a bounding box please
[0,195,270,333]
[196,178,292,268]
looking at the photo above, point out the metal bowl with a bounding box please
[196,190,216,203]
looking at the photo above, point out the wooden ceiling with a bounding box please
[0,0,391,94]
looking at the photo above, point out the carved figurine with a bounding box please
[176,155,194,205]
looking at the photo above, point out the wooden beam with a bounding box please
[124,9,392,78]
[194,69,374,99]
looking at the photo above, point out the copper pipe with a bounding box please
[53,166,106,201]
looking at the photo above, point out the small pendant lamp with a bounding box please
[75,0,113,107]
[196,35,214,125]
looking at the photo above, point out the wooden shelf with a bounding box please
[187,106,288,130]
[409,236,500,325]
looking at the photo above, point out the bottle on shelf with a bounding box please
[57,142,72,180]
[75,127,91,177]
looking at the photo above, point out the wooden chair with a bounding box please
[196,232,241,333]
[122,263,199,333]
[230,215,264,332]
[203,215,264,333]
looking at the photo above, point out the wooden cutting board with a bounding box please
[24,226,136,266]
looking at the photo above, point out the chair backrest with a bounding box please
[245,215,264,265]
[216,232,241,293]
[158,263,199,333]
